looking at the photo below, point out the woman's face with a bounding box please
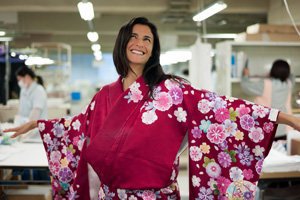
[17,75,31,88]
[126,24,154,70]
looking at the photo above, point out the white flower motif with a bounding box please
[229,167,244,181]
[128,195,138,200]
[206,162,221,178]
[142,110,158,125]
[189,146,203,161]
[252,145,265,157]
[117,189,127,200]
[192,175,201,187]
[50,151,61,162]
[170,169,176,181]
[38,122,45,132]
[164,79,178,90]
[43,133,52,144]
[174,107,187,122]
[90,101,95,111]
[129,82,141,93]
[223,119,237,136]
[208,178,217,190]
[252,105,268,118]
[197,99,211,114]
[72,119,81,131]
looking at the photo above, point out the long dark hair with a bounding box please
[269,59,290,82]
[113,17,174,95]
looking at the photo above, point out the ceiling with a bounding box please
[0,0,270,54]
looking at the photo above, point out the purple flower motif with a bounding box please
[58,167,73,183]
[196,187,213,200]
[191,127,202,139]
[240,114,255,131]
[218,141,228,151]
[205,91,218,101]
[238,150,254,166]
[243,191,253,200]
[218,152,232,168]
[52,123,65,138]
[169,86,183,105]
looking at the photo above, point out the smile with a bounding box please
[131,49,145,55]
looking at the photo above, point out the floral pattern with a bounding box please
[38,77,278,200]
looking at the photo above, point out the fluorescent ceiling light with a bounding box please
[0,31,6,36]
[160,49,192,66]
[77,1,95,21]
[94,51,102,61]
[87,32,99,42]
[91,44,101,51]
[25,56,55,66]
[193,1,227,22]
[0,37,12,42]
[202,33,237,39]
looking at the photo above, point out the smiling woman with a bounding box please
[4,17,300,200]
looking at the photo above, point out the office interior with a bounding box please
[1,0,300,199]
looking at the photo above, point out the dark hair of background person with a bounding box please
[15,66,44,87]
[15,66,36,79]
[269,59,291,82]
[113,17,180,96]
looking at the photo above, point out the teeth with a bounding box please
[131,50,144,55]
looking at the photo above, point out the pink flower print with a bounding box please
[50,151,62,162]
[243,169,254,180]
[197,99,211,114]
[153,92,172,111]
[164,79,178,90]
[240,114,255,131]
[255,159,264,174]
[169,86,183,105]
[252,105,268,118]
[237,104,250,117]
[49,160,60,176]
[249,127,264,143]
[142,110,158,125]
[263,122,274,133]
[58,167,73,183]
[218,152,232,168]
[215,108,230,123]
[141,190,156,200]
[216,176,231,194]
[189,146,203,162]
[206,162,221,178]
[207,124,226,144]
[191,127,202,139]
[131,91,143,103]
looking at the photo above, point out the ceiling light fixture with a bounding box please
[193,1,227,22]
[87,32,99,42]
[0,31,6,36]
[77,1,95,21]
[91,43,101,51]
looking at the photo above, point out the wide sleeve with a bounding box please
[37,93,98,199]
[182,83,278,200]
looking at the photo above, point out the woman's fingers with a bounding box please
[3,127,19,133]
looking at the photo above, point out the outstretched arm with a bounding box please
[4,120,37,138]
[277,112,300,131]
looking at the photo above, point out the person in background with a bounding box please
[16,66,47,123]
[4,18,300,200]
[241,59,294,140]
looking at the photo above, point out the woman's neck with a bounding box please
[123,70,142,91]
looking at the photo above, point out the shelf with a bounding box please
[223,41,300,47]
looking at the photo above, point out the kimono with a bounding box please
[38,76,278,200]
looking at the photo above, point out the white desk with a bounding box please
[0,142,48,169]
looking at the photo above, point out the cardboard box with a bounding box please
[247,23,300,34]
[291,138,300,155]
[235,32,300,42]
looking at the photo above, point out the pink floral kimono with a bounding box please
[37,76,278,200]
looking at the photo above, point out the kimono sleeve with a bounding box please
[182,83,278,200]
[36,93,98,198]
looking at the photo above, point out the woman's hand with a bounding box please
[3,120,38,138]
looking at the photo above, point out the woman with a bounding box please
[5,17,300,200]
[16,66,47,122]
[241,59,294,140]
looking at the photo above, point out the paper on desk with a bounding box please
[262,148,300,173]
